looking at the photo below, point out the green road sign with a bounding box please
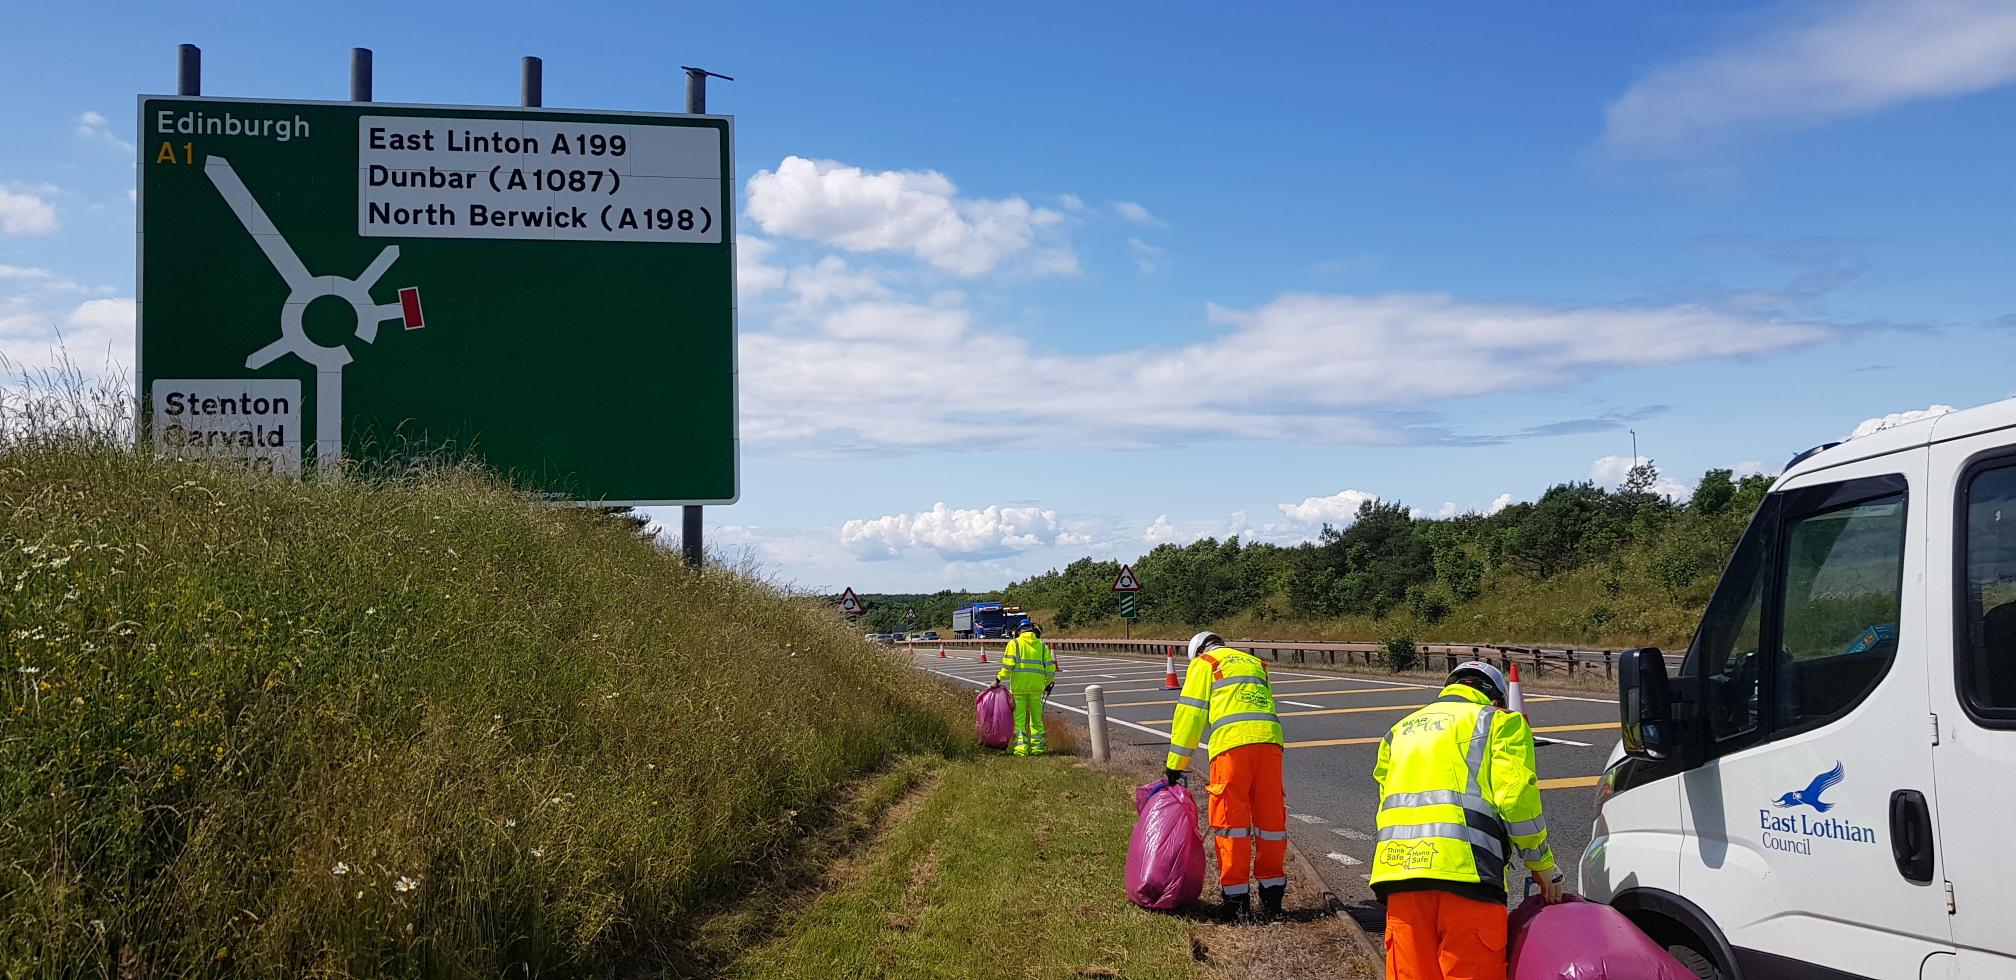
[1119,593,1138,620]
[138,96,736,504]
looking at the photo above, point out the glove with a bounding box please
[1536,869,1566,905]
[1164,768,1185,787]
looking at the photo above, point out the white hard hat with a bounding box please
[1187,631,1225,662]
[1448,660,1509,705]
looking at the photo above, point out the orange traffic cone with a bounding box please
[1163,646,1181,690]
[1507,663,1525,714]
[980,652,987,663]
[937,645,946,658]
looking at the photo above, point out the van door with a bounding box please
[1927,438,2016,975]
[1678,455,1953,979]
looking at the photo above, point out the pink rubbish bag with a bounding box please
[1508,894,1693,980]
[975,685,1014,750]
[1125,780,1205,910]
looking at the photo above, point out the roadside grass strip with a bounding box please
[733,755,1208,980]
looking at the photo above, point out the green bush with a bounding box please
[0,432,965,976]
[1382,634,1419,673]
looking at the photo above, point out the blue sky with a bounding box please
[5,1,2015,592]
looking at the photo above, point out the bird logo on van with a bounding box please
[1772,761,1845,813]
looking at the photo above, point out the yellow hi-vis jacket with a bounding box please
[1164,646,1285,771]
[1370,684,1556,901]
[996,633,1057,695]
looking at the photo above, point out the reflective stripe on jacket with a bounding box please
[1164,646,1284,770]
[996,634,1057,694]
[1369,684,1556,898]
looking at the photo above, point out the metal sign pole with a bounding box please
[350,48,372,102]
[680,65,730,569]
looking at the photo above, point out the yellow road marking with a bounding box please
[1283,721,1615,751]
[1104,686,1402,708]
[1538,776,1601,791]
[1140,696,1560,726]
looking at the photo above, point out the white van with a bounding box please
[1582,400,2016,980]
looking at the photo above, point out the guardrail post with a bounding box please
[1085,685,1110,764]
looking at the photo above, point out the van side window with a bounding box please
[1692,511,1770,744]
[1961,463,2016,719]
[1772,492,1906,735]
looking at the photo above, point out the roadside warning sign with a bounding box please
[1112,564,1142,592]
[838,588,865,616]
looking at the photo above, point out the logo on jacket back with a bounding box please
[1772,761,1845,813]
[1758,760,1877,855]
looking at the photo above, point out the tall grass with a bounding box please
[0,367,969,977]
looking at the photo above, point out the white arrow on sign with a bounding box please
[1112,564,1142,593]
[838,587,865,616]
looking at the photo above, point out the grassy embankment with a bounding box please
[1037,547,1716,655]
[0,426,979,976]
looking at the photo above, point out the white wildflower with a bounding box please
[331,862,350,876]
[504,818,517,828]
[394,876,418,893]
[17,666,39,675]
[529,848,544,858]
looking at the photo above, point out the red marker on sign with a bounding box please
[398,287,425,329]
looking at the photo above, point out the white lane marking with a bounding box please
[1045,654,1622,704]
[918,666,1171,740]
[1326,852,1363,866]
[1330,827,1372,841]
[1535,737,1594,747]
[1278,700,1323,708]
[1289,813,1329,825]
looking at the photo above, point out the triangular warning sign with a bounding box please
[1112,564,1142,592]
[838,587,865,615]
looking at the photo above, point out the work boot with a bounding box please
[1258,884,1285,923]
[1030,739,1047,756]
[1217,891,1251,924]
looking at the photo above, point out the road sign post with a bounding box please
[138,59,736,506]
[1113,563,1141,638]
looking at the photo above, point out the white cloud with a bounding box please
[1143,514,1186,546]
[0,265,51,280]
[741,288,1836,454]
[1605,0,2016,153]
[1849,404,1954,439]
[1730,460,1775,479]
[1486,492,1515,516]
[746,156,1073,276]
[1588,454,1694,500]
[737,235,786,297]
[1279,488,1377,525]
[1059,193,1085,213]
[0,186,58,236]
[1127,237,1164,275]
[0,296,134,375]
[1113,200,1162,226]
[841,502,1062,561]
[77,110,134,153]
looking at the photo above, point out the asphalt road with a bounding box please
[910,647,1619,933]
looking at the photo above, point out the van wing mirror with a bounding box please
[1619,647,1675,761]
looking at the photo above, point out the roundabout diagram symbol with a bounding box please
[204,156,425,473]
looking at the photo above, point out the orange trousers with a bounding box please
[1206,743,1286,895]
[1383,890,1508,980]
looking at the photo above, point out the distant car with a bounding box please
[865,633,892,643]
[891,632,908,642]
[919,631,941,641]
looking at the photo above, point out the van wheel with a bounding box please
[1666,942,1722,980]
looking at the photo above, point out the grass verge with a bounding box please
[0,436,970,977]
[735,754,1202,980]
[734,752,1371,980]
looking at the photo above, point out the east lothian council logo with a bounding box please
[1773,761,1845,813]
[1758,760,1877,855]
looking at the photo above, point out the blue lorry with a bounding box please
[952,602,1031,639]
